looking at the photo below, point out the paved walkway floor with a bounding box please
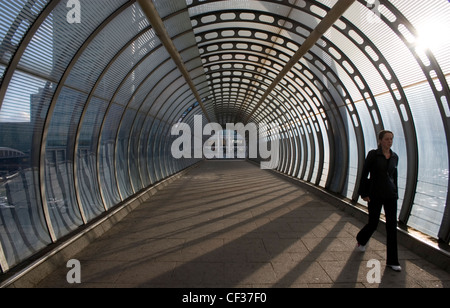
[36,160,450,288]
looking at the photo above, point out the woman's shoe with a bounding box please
[356,242,366,252]
[387,264,402,272]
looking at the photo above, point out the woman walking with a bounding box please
[357,130,402,272]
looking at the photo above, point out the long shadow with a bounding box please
[330,249,364,288]
[123,203,323,287]
[108,181,297,243]
[114,185,340,287]
[127,179,288,230]
[37,161,355,287]
[272,216,347,288]
[85,179,305,265]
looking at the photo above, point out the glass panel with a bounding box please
[99,103,123,208]
[129,112,145,192]
[154,121,167,179]
[0,0,49,80]
[391,0,450,75]
[116,108,136,199]
[0,72,54,267]
[95,28,159,101]
[148,118,161,182]
[45,87,85,238]
[139,116,153,186]
[406,84,448,237]
[115,48,172,108]
[76,97,107,222]
[19,1,126,82]
[65,4,150,94]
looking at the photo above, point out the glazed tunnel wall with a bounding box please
[0,0,449,273]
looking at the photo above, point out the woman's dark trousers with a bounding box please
[356,197,399,266]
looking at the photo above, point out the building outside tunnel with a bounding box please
[0,0,450,284]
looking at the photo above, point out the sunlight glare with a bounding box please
[414,21,449,52]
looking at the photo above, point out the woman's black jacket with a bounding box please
[358,147,399,200]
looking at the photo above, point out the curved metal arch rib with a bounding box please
[137,0,211,123]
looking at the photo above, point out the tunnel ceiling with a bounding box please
[1,0,450,271]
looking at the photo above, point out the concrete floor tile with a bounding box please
[116,261,177,287]
[271,260,333,286]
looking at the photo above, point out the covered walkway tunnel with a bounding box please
[0,0,450,286]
